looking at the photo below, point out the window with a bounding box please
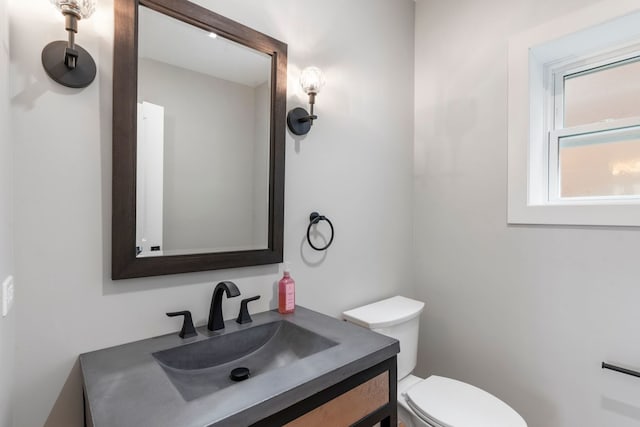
[549,50,640,201]
[508,2,640,226]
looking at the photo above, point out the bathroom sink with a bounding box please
[81,307,400,427]
[152,320,338,401]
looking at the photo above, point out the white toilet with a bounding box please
[343,296,527,427]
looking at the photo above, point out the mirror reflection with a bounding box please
[136,6,272,257]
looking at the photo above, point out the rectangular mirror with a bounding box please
[113,0,287,279]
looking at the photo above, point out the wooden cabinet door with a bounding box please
[284,372,389,427]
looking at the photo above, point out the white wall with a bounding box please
[414,1,640,426]
[9,0,415,426]
[0,0,14,425]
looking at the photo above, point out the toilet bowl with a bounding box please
[398,374,526,427]
[343,296,527,427]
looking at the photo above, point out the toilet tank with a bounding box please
[343,296,425,380]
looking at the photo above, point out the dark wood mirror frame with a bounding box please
[112,0,287,279]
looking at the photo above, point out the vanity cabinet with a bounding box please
[83,357,396,427]
[251,357,397,427]
[80,308,399,427]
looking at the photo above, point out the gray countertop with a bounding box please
[79,306,399,427]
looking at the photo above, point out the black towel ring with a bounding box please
[307,212,334,251]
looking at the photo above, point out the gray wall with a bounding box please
[9,0,415,425]
[138,57,267,252]
[414,1,640,426]
[0,0,14,425]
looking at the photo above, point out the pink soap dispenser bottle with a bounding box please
[278,262,295,314]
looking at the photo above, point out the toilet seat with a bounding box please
[403,376,527,427]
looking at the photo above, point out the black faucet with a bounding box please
[208,281,240,331]
[166,311,197,338]
[236,295,261,324]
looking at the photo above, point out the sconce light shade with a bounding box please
[50,0,96,19]
[287,66,325,136]
[42,0,97,88]
[299,66,325,95]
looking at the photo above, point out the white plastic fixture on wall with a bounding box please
[1,276,14,317]
[136,101,165,256]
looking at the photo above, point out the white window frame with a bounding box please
[551,49,640,131]
[548,48,640,203]
[508,1,640,226]
[549,119,640,204]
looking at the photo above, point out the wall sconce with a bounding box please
[287,66,325,136]
[42,0,97,88]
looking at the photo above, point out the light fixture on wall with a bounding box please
[42,0,97,88]
[287,66,325,136]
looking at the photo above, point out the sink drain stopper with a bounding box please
[230,367,250,381]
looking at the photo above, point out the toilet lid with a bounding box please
[342,296,424,329]
[404,376,527,427]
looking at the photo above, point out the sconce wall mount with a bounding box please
[287,67,325,136]
[287,106,316,136]
[42,0,97,88]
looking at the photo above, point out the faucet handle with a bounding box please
[236,296,261,324]
[166,311,197,339]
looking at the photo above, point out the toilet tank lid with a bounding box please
[342,296,425,329]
